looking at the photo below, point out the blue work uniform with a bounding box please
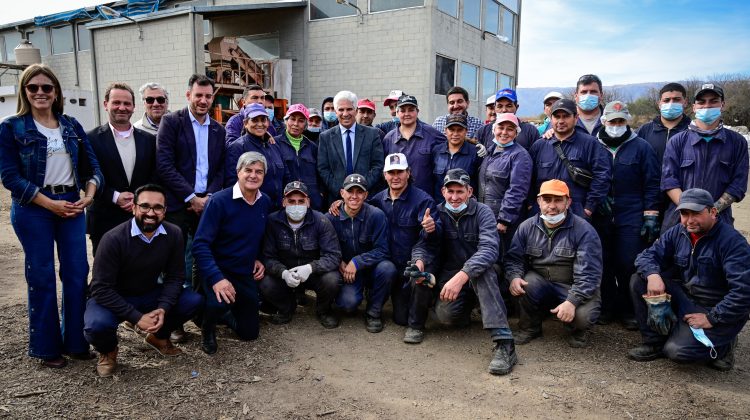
[276,133,324,210]
[635,115,691,165]
[478,120,540,151]
[383,120,446,195]
[431,140,482,201]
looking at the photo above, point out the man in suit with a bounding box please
[87,82,156,255]
[317,90,384,204]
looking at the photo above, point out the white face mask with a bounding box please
[285,205,307,222]
[605,125,627,138]
[540,212,566,224]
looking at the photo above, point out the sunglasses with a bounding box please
[26,84,55,94]
[144,96,167,104]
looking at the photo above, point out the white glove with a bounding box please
[475,142,488,157]
[281,270,300,288]
[290,264,313,283]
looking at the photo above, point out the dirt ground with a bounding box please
[0,187,749,420]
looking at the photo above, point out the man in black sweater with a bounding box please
[83,184,204,377]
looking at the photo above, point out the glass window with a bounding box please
[237,35,280,60]
[436,0,458,17]
[28,29,50,57]
[499,74,513,90]
[435,55,455,95]
[51,25,74,55]
[77,24,90,51]
[499,0,518,13]
[370,0,422,12]
[501,7,515,44]
[484,1,500,34]
[310,0,359,20]
[460,62,478,100]
[481,69,498,102]
[3,32,22,62]
[463,0,481,28]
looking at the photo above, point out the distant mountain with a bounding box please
[516,82,666,118]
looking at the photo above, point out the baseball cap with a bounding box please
[550,98,577,116]
[485,95,496,106]
[443,168,471,187]
[285,103,310,120]
[495,88,518,103]
[694,83,724,101]
[397,95,418,108]
[308,107,322,119]
[384,90,404,106]
[675,188,715,212]
[384,153,409,171]
[543,91,564,103]
[494,113,520,128]
[357,98,376,111]
[283,181,309,197]
[602,101,631,122]
[538,179,570,197]
[342,173,368,191]
[242,102,267,121]
[445,114,468,129]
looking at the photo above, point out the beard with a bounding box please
[135,216,160,233]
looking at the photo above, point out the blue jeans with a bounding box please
[336,260,396,318]
[84,288,203,353]
[10,192,89,359]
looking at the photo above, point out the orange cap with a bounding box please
[538,179,569,197]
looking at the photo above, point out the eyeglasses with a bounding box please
[136,203,166,214]
[26,84,55,94]
[144,96,167,104]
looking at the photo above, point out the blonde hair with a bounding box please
[16,64,64,116]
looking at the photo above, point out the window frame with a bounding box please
[481,68,498,103]
[309,0,360,21]
[500,6,516,45]
[76,22,91,52]
[51,25,75,55]
[484,0,500,35]
[436,0,459,17]
[459,62,479,101]
[462,0,482,29]
[434,54,456,96]
[368,0,424,14]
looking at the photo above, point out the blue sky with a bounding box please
[3,1,750,88]
[518,0,750,87]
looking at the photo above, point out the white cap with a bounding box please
[384,153,409,171]
[485,95,496,106]
[543,91,564,102]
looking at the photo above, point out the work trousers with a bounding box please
[203,273,261,340]
[260,271,340,316]
[336,260,396,318]
[518,270,601,332]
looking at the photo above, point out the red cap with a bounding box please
[357,98,376,111]
[284,103,309,120]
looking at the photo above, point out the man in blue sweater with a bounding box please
[193,152,272,354]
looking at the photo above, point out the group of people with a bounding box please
[1,64,749,379]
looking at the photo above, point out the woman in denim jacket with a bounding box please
[0,64,102,368]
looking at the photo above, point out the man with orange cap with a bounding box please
[504,179,602,347]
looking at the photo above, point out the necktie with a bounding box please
[345,129,354,175]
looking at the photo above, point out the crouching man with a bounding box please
[84,184,204,377]
[260,181,343,328]
[415,169,517,375]
[629,188,750,371]
[504,179,602,347]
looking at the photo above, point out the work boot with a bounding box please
[709,338,737,372]
[620,316,639,331]
[627,344,664,362]
[270,312,293,325]
[403,327,424,344]
[170,325,187,343]
[145,333,183,357]
[514,328,542,345]
[566,329,589,348]
[96,349,118,377]
[318,312,340,329]
[365,315,384,333]
[201,324,218,355]
[488,339,518,375]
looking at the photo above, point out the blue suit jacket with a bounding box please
[317,123,384,202]
[156,107,226,212]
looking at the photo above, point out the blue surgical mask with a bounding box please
[307,127,321,133]
[660,103,683,120]
[445,202,468,213]
[690,326,718,359]
[324,111,337,123]
[540,212,566,224]
[392,115,400,123]
[266,108,275,119]
[285,205,307,222]
[493,139,515,148]
[605,125,627,138]
[695,107,721,124]
[577,94,599,111]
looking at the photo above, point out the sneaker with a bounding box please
[627,344,664,362]
[365,315,384,333]
[566,329,589,348]
[96,349,118,377]
[709,338,737,372]
[122,321,145,336]
[270,312,293,325]
[514,329,542,345]
[488,340,518,375]
[318,313,340,329]
[403,327,424,344]
[170,325,187,343]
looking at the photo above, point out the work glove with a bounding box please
[643,293,677,336]
[282,270,300,288]
[475,143,488,158]
[403,260,435,288]
[599,196,614,218]
[290,264,313,283]
[640,214,660,243]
